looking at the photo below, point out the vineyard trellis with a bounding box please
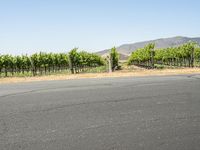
[128,42,200,68]
[0,49,105,77]
[68,48,105,74]
[1,42,200,77]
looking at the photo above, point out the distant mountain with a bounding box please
[97,36,200,60]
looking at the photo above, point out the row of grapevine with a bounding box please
[0,49,105,77]
[68,48,105,74]
[128,42,200,68]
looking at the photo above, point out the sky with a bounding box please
[0,0,200,55]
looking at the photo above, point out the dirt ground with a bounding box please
[1,67,200,84]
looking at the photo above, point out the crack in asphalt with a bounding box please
[0,118,8,137]
[187,74,200,80]
[0,92,189,118]
[0,83,113,99]
[1,74,199,99]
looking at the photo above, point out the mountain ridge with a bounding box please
[96,36,200,59]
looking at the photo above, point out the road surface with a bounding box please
[0,74,200,150]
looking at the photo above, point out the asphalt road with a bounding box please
[0,74,200,150]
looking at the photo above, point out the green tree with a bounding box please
[110,47,119,71]
[0,55,3,76]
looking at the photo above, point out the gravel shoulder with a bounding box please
[1,68,200,84]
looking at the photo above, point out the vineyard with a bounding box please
[128,42,200,68]
[1,42,200,78]
[0,48,105,77]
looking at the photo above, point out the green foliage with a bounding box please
[128,42,200,68]
[68,48,105,74]
[0,55,3,72]
[195,47,200,61]
[110,47,119,71]
[128,43,155,68]
[68,48,80,73]
[0,49,105,77]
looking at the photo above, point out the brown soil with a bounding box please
[0,67,200,84]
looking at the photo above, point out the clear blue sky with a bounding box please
[0,0,200,55]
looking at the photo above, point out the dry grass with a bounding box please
[1,67,200,84]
